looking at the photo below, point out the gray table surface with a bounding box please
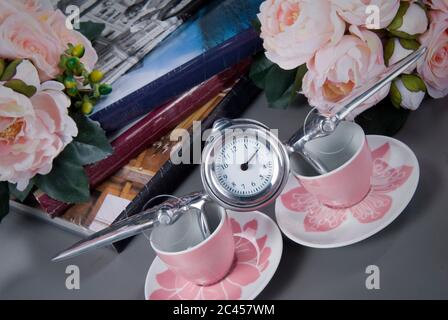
[1,94,447,300]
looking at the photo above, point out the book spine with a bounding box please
[90,28,262,132]
[113,75,261,252]
[35,60,252,216]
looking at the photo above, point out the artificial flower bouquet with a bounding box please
[251,0,447,118]
[0,1,113,221]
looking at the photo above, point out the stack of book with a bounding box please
[13,0,263,251]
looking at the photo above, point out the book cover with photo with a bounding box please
[52,0,208,83]
[86,0,264,132]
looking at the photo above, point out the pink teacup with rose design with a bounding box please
[150,202,235,286]
[290,121,373,208]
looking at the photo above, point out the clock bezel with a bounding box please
[201,119,290,212]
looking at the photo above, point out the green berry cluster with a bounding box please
[58,44,112,115]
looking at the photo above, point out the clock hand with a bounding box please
[241,148,260,171]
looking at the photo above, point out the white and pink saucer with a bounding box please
[275,135,419,249]
[145,211,283,300]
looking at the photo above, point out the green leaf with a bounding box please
[388,29,418,40]
[4,79,37,98]
[276,64,308,108]
[384,38,395,66]
[0,59,22,81]
[251,19,261,32]
[35,144,90,204]
[355,98,410,136]
[0,182,10,223]
[79,22,105,42]
[0,59,5,79]
[399,38,420,51]
[387,2,409,31]
[70,112,113,165]
[269,84,295,109]
[390,80,402,109]
[264,65,298,109]
[290,64,307,100]
[249,54,275,89]
[9,181,34,202]
[401,74,427,93]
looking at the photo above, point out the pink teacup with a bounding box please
[290,121,373,208]
[150,202,235,286]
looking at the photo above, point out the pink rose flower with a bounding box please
[16,0,53,12]
[0,0,19,23]
[0,63,77,191]
[333,0,400,29]
[425,0,448,13]
[0,0,52,23]
[39,10,98,71]
[0,9,97,81]
[0,12,63,81]
[417,10,448,98]
[302,26,390,119]
[258,0,345,70]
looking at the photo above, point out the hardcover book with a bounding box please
[52,0,209,83]
[34,59,252,217]
[11,99,220,238]
[89,0,263,132]
[11,75,260,251]
[59,93,224,233]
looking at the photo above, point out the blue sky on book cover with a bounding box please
[92,0,263,118]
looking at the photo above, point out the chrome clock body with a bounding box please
[201,119,290,212]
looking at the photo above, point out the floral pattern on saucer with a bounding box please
[280,143,413,232]
[148,218,271,300]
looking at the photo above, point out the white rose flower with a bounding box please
[333,0,400,29]
[384,38,421,72]
[388,2,429,39]
[390,74,427,110]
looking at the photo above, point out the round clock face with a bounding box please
[201,119,290,212]
[213,132,275,197]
